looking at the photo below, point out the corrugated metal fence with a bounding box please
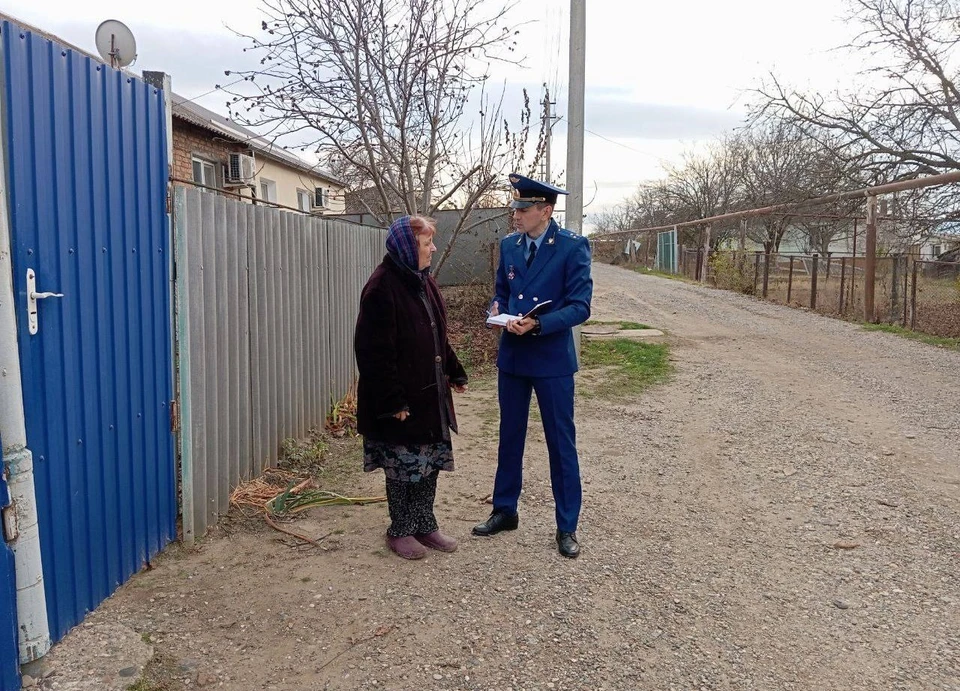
[2,19,175,646]
[173,186,386,541]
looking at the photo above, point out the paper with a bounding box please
[485,300,553,327]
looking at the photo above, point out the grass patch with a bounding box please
[862,323,960,350]
[581,338,672,397]
[585,319,650,330]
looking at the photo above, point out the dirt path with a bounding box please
[39,263,960,691]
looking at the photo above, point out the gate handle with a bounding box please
[26,268,63,336]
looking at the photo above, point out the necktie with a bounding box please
[527,240,537,268]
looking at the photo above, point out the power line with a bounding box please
[173,77,248,108]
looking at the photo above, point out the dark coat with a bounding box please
[355,255,468,445]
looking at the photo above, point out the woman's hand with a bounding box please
[453,384,468,394]
[393,410,410,421]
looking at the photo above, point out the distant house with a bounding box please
[344,185,414,218]
[171,98,346,214]
[906,222,960,260]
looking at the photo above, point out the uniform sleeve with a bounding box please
[355,284,408,417]
[537,237,592,337]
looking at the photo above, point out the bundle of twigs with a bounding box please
[229,469,302,513]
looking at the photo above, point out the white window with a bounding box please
[259,178,277,204]
[931,244,942,258]
[192,157,217,189]
[297,189,311,212]
[314,187,326,208]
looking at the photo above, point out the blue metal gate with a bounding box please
[0,458,19,691]
[0,21,176,642]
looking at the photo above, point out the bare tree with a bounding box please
[755,0,960,184]
[224,0,544,276]
[737,120,863,252]
[590,203,638,234]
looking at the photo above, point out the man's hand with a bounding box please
[506,317,537,336]
[393,410,410,421]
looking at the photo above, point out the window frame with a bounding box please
[259,178,278,204]
[191,156,218,189]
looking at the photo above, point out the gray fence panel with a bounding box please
[225,200,241,495]
[175,186,384,540]
[238,206,253,481]
[180,188,206,542]
[316,224,332,417]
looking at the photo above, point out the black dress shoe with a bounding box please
[556,531,580,558]
[472,511,519,536]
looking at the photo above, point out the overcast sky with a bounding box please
[7,0,865,225]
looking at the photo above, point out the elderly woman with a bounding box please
[355,215,468,560]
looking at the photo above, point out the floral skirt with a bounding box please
[363,439,454,483]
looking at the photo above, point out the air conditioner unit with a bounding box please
[312,187,327,209]
[226,153,256,185]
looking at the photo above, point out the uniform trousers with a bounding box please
[492,370,581,532]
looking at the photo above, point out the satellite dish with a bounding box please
[95,20,137,69]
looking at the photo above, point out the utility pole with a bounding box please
[565,0,585,234]
[543,89,555,184]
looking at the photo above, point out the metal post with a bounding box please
[890,255,901,323]
[787,256,795,304]
[850,217,858,307]
[753,251,761,294]
[864,196,878,322]
[902,256,909,327]
[700,224,711,283]
[0,113,51,663]
[910,260,918,330]
[839,257,847,314]
[762,252,771,298]
[811,253,820,310]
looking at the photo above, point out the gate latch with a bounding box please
[27,268,63,335]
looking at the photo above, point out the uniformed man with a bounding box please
[472,173,593,558]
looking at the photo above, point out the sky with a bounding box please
[6,0,865,227]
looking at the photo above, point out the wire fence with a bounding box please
[593,239,960,339]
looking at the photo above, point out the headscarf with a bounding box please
[386,215,425,276]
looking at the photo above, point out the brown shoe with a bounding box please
[386,535,427,560]
[415,530,458,553]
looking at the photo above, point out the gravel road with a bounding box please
[36,262,960,691]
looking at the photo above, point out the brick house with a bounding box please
[171,98,346,214]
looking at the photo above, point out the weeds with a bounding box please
[861,323,960,350]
